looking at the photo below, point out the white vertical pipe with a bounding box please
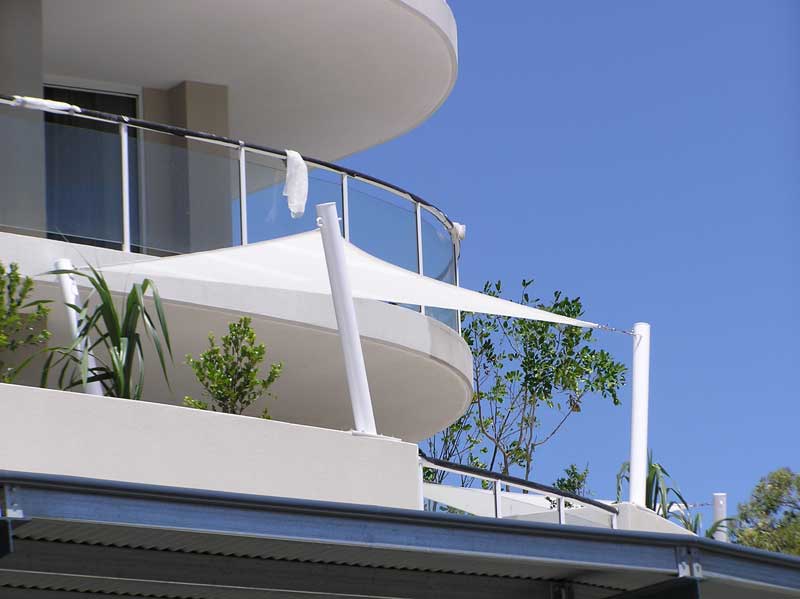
[316,202,377,435]
[417,459,425,511]
[712,492,729,542]
[54,259,104,396]
[415,203,425,315]
[629,322,651,506]
[238,145,248,245]
[119,122,131,252]
[557,497,566,525]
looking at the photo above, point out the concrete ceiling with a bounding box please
[42,0,458,160]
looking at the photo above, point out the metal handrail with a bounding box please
[419,451,618,527]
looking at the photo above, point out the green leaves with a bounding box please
[184,317,282,417]
[41,267,172,400]
[427,279,627,484]
[0,262,51,383]
[731,468,800,555]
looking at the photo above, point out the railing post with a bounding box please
[317,202,377,435]
[415,203,425,315]
[119,122,131,252]
[341,174,350,240]
[239,145,248,246]
[557,497,566,525]
[493,480,502,518]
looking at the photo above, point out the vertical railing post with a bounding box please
[454,239,461,333]
[341,174,350,240]
[557,498,566,525]
[238,144,248,246]
[317,202,377,435]
[493,480,502,518]
[415,203,425,315]
[119,121,131,252]
[629,322,652,507]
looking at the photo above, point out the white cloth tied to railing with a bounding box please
[283,150,309,219]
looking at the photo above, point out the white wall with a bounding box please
[0,383,422,510]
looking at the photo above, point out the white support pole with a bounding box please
[316,202,377,436]
[712,492,729,542]
[629,322,651,507]
[119,122,131,252]
[493,481,503,518]
[54,259,104,396]
[238,145,249,245]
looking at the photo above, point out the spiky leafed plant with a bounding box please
[41,265,172,399]
[616,451,688,519]
[0,261,51,383]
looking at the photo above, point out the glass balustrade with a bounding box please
[0,97,462,330]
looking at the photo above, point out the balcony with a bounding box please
[0,94,461,330]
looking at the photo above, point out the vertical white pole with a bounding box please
[712,493,729,542]
[341,174,350,241]
[54,259,104,396]
[316,202,377,435]
[629,322,651,506]
[417,459,425,511]
[119,123,131,252]
[493,481,503,518]
[239,145,248,246]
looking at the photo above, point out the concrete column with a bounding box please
[0,0,46,235]
[141,81,233,254]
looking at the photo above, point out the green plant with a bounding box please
[184,317,282,417]
[548,463,591,508]
[0,262,50,383]
[41,265,172,399]
[425,280,626,484]
[731,468,800,555]
[616,451,688,520]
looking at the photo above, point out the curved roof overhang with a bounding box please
[42,0,458,159]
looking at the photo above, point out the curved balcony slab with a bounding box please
[0,232,472,442]
[42,0,458,160]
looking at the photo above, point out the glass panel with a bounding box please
[421,208,459,330]
[43,86,139,250]
[349,179,418,272]
[138,130,239,255]
[244,152,342,243]
[0,104,49,238]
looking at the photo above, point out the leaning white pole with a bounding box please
[316,202,377,435]
[629,322,651,506]
[54,259,104,396]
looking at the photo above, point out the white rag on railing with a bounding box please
[283,150,308,219]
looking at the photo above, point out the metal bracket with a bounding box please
[676,546,703,579]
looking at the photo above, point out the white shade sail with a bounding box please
[101,230,601,329]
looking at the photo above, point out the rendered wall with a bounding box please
[0,383,423,510]
[0,0,46,235]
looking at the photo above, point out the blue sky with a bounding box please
[343,2,799,520]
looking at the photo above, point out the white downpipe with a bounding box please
[54,259,104,396]
[316,202,377,435]
[712,492,729,542]
[629,322,651,506]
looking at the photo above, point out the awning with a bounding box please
[100,230,602,329]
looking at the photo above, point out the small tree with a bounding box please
[548,463,591,508]
[184,317,282,418]
[0,262,50,383]
[616,451,688,519]
[731,468,800,555]
[42,266,172,399]
[426,280,626,485]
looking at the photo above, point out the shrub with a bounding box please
[0,262,50,383]
[42,265,172,399]
[184,317,282,418]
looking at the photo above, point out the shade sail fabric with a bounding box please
[101,230,601,329]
